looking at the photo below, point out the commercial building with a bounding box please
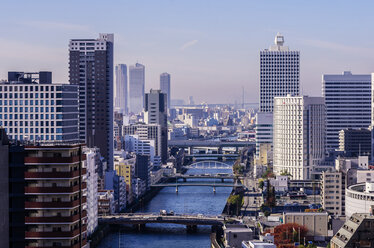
[24,143,88,248]
[114,157,136,204]
[345,182,374,218]
[104,170,126,212]
[323,71,371,152]
[223,224,253,248]
[338,128,371,159]
[283,212,329,241]
[273,95,325,180]
[160,72,171,110]
[242,241,276,248]
[259,33,300,113]
[124,135,155,162]
[255,113,273,159]
[321,171,345,216]
[69,33,114,169]
[128,63,145,114]
[145,89,168,163]
[115,64,128,114]
[0,129,10,247]
[123,123,162,161]
[331,213,374,248]
[0,71,78,142]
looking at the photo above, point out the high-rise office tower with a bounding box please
[0,71,78,142]
[273,95,325,180]
[145,89,168,163]
[69,33,114,169]
[128,63,145,114]
[160,72,171,110]
[256,33,300,159]
[259,33,300,112]
[115,64,128,114]
[323,71,371,152]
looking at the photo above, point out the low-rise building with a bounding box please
[223,224,253,248]
[242,241,276,248]
[269,176,288,193]
[283,212,329,241]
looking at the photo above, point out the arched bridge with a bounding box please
[183,160,232,170]
[99,213,225,226]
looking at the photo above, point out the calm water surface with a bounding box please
[98,165,233,248]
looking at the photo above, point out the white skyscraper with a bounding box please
[115,64,128,114]
[259,33,300,112]
[323,71,371,152]
[255,33,300,159]
[273,95,325,180]
[128,63,145,114]
[160,72,171,109]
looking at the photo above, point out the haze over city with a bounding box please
[1,0,374,103]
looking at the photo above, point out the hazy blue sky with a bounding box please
[1,0,374,104]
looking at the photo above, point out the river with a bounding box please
[98,164,233,248]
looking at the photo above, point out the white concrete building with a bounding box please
[346,182,374,218]
[84,149,99,235]
[321,171,345,217]
[269,175,288,193]
[124,135,155,162]
[323,71,371,152]
[273,95,325,180]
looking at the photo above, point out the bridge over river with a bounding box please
[99,213,226,228]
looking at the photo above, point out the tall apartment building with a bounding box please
[124,135,155,162]
[273,95,325,180]
[323,71,371,152]
[0,71,78,142]
[69,33,114,169]
[160,72,171,110]
[256,33,300,158]
[0,129,9,247]
[24,143,88,248]
[115,64,128,114]
[128,63,145,114]
[123,124,162,160]
[145,89,168,163]
[321,171,345,217]
[84,148,98,236]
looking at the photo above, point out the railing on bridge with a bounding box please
[183,160,232,170]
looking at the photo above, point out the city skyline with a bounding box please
[1,1,374,104]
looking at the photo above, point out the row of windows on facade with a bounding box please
[6,134,64,141]
[2,126,63,133]
[0,99,59,106]
[0,107,64,113]
[0,93,63,99]
[0,85,63,91]
[0,113,62,120]
[71,47,105,50]
[71,42,105,46]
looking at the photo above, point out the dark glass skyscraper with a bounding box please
[69,33,114,169]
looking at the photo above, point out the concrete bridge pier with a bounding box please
[221,178,224,182]
[133,224,146,231]
[186,225,197,233]
[213,186,216,193]
[176,186,179,193]
[183,178,187,182]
